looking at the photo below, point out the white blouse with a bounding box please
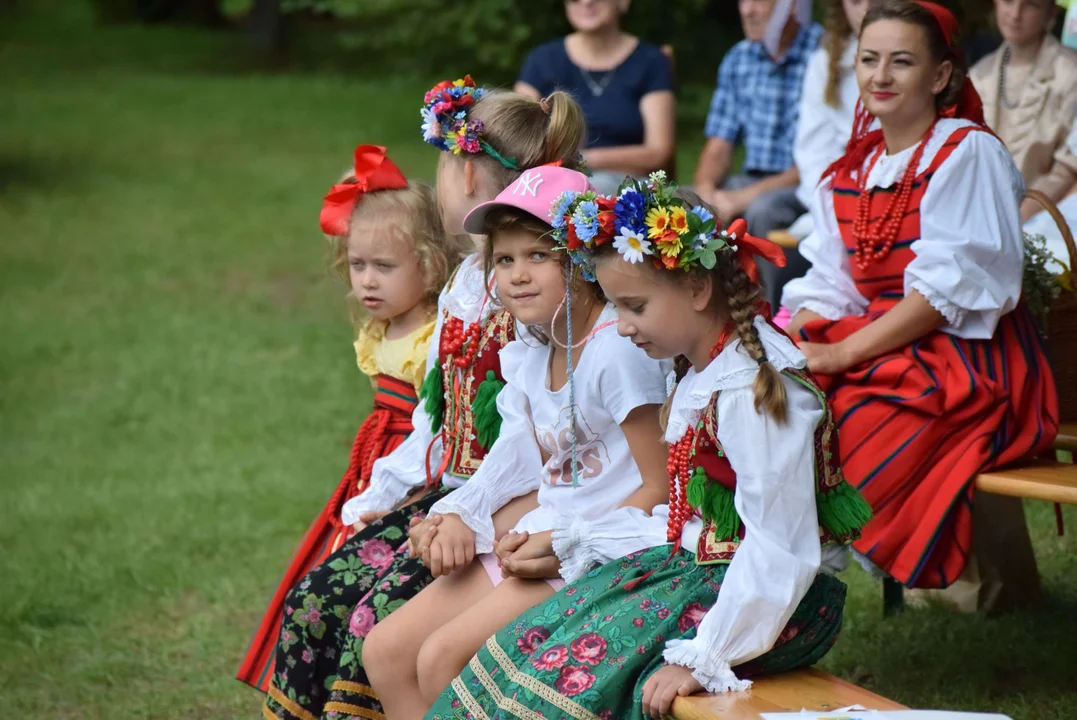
[341,254,502,523]
[429,304,671,570]
[647,319,849,694]
[794,38,859,211]
[781,118,1027,340]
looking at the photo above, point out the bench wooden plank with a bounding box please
[766,230,800,250]
[1056,422,1077,452]
[975,459,1077,505]
[673,668,906,720]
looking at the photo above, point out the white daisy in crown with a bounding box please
[613,227,652,264]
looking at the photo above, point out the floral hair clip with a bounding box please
[420,75,518,171]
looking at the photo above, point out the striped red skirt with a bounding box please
[803,306,1058,589]
[236,374,418,692]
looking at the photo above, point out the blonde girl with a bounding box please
[238,145,467,696]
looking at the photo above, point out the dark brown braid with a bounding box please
[715,244,789,424]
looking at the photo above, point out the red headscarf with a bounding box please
[319,145,408,236]
[823,0,988,184]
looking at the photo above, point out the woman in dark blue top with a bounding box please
[515,0,675,194]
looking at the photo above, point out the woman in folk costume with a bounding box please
[783,0,1059,602]
[259,78,591,720]
[238,145,464,693]
[425,174,872,720]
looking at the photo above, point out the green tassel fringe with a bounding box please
[703,482,739,540]
[421,364,444,434]
[686,466,708,509]
[817,481,873,539]
[473,370,505,450]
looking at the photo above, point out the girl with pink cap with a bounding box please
[363,165,672,718]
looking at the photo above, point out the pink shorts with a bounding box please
[479,552,566,591]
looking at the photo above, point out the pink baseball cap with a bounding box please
[462,165,593,235]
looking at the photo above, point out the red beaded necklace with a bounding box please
[438,282,493,369]
[851,121,936,272]
[664,327,733,542]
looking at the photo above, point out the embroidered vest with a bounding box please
[831,126,984,313]
[421,307,516,479]
[690,368,872,565]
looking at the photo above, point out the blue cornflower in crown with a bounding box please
[420,75,518,170]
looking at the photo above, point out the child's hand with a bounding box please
[641,665,704,719]
[494,531,529,563]
[408,515,442,558]
[352,510,390,533]
[798,340,855,375]
[424,514,476,578]
[499,530,561,579]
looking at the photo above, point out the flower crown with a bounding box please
[420,75,517,170]
[550,172,734,280]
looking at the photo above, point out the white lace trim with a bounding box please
[551,517,594,583]
[907,278,966,329]
[442,254,499,324]
[663,640,752,694]
[665,317,806,442]
[430,498,496,554]
[861,118,975,189]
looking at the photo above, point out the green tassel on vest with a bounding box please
[472,370,505,450]
[686,466,708,510]
[816,480,873,539]
[703,481,739,540]
[420,364,444,434]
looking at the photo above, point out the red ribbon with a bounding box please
[319,144,408,236]
[914,1,987,126]
[726,218,786,285]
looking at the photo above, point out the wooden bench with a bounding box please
[974,458,1077,505]
[1056,422,1077,453]
[673,668,906,720]
[766,229,800,250]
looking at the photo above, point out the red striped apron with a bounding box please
[800,127,1059,588]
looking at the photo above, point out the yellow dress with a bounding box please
[354,318,436,392]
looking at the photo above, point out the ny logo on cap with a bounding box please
[511,170,544,197]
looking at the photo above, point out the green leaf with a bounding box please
[701,219,716,235]
[687,211,701,233]
[343,571,357,586]
[327,558,349,572]
[339,651,355,668]
[701,249,717,269]
[381,525,404,541]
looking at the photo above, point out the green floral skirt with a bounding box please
[426,546,846,720]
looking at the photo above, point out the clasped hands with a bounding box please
[407,514,561,580]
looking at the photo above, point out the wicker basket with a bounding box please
[1026,190,1077,422]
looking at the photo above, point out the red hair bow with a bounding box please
[319,145,408,236]
[726,218,786,285]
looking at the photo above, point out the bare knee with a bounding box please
[416,627,472,706]
[364,617,415,694]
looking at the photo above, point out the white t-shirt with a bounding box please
[430,303,671,558]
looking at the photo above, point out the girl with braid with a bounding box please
[425,174,872,720]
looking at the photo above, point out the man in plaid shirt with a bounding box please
[694,0,821,304]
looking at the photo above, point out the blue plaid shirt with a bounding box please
[705,23,823,174]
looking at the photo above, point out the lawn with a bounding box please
[1,3,1076,718]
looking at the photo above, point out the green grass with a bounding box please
[1,3,1075,718]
